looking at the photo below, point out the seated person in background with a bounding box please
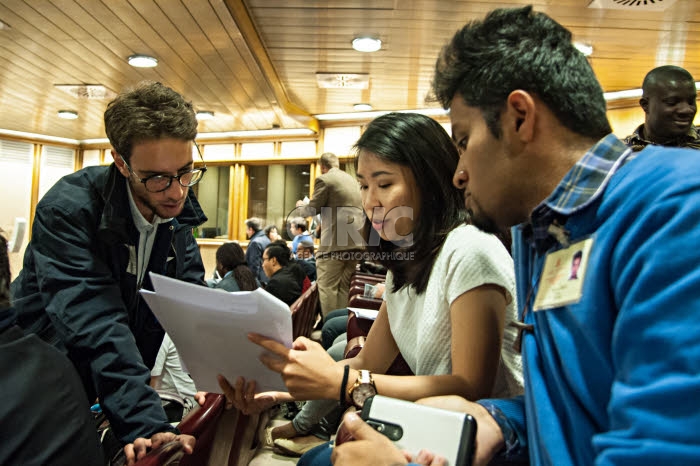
[290,217,314,256]
[624,65,700,151]
[296,238,317,281]
[0,231,104,466]
[151,333,198,423]
[321,282,385,352]
[218,112,523,462]
[264,224,281,242]
[213,242,260,292]
[262,242,306,305]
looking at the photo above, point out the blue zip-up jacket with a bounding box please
[481,137,700,465]
[11,163,207,444]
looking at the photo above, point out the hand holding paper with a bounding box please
[141,273,293,393]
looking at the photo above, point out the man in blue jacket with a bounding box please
[11,81,206,463]
[332,6,700,466]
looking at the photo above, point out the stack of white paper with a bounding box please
[141,273,293,393]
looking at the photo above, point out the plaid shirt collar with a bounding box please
[520,134,632,252]
[624,124,700,152]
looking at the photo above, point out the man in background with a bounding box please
[297,153,364,318]
[624,65,700,151]
[245,217,271,285]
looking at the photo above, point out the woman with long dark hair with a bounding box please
[213,242,259,292]
[216,113,523,463]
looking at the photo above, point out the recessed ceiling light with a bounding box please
[54,84,116,100]
[57,110,78,120]
[128,54,158,68]
[196,111,214,120]
[316,73,370,89]
[352,37,382,53]
[353,103,373,111]
[573,42,593,57]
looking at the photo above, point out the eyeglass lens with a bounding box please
[145,169,204,192]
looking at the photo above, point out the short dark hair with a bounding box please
[265,242,291,267]
[263,224,278,239]
[354,112,467,294]
[216,242,258,291]
[642,65,696,97]
[291,217,308,231]
[245,217,263,232]
[431,6,611,140]
[572,250,583,262]
[104,81,197,161]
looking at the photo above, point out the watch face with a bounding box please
[352,384,377,408]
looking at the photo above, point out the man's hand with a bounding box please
[331,411,445,466]
[124,432,195,466]
[416,395,505,466]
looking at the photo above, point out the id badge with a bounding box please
[533,238,593,311]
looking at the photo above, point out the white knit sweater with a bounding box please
[386,224,523,398]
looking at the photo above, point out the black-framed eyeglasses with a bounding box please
[121,143,207,193]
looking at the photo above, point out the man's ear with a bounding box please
[639,97,649,114]
[111,150,130,178]
[504,90,536,143]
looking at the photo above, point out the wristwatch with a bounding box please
[347,369,377,409]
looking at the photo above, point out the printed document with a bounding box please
[141,273,292,393]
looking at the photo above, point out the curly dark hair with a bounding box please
[104,81,197,161]
[431,6,611,140]
[354,112,467,294]
[216,242,258,291]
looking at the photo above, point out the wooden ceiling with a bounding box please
[0,0,698,142]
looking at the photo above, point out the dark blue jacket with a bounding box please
[11,164,207,444]
[245,230,271,285]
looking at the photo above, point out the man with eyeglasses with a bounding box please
[11,81,205,463]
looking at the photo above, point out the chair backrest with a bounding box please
[290,281,319,340]
[347,294,382,311]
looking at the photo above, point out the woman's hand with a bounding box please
[250,333,345,401]
[216,374,290,415]
[194,391,208,406]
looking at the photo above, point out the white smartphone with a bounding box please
[361,395,476,466]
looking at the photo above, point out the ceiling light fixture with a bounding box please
[316,73,370,89]
[353,103,373,111]
[54,84,116,100]
[128,54,158,68]
[352,36,382,53]
[574,42,593,56]
[57,110,79,120]
[196,111,215,120]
